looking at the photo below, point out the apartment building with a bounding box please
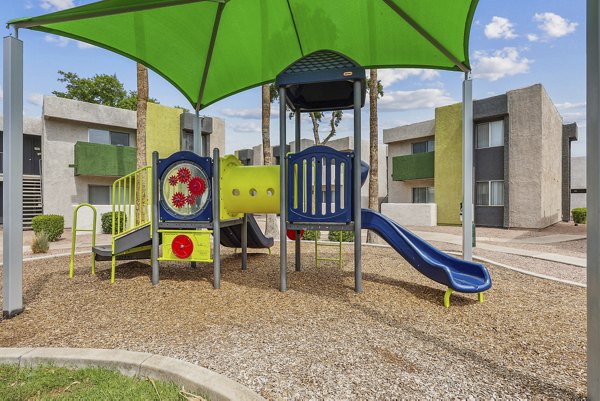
[383,84,577,229]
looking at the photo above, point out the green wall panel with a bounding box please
[74,141,136,177]
[146,102,184,165]
[392,152,435,181]
[434,103,462,225]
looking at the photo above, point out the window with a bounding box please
[89,185,111,205]
[412,139,435,154]
[89,129,131,146]
[182,130,194,151]
[476,181,504,206]
[476,120,504,149]
[412,187,435,203]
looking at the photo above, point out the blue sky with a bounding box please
[0,0,586,156]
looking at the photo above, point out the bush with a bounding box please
[101,212,128,234]
[572,208,587,225]
[328,230,355,242]
[31,231,49,254]
[31,214,64,242]
[301,230,321,241]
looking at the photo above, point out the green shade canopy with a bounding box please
[9,0,478,110]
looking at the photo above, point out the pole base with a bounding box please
[3,308,24,319]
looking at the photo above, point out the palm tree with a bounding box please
[367,69,383,243]
[136,63,148,223]
[262,84,279,238]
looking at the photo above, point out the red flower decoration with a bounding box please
[168,175,178,186]
[177,167,192,183]
[171,192,186,208]
[188,177,206,196]
[186,194,196,205]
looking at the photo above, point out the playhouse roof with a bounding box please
[9,0,478,110]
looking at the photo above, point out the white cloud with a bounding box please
[378,88,456,111]
[484,17,517,39]
[556,102,585,110]
[221,108,262,119]
[230,121,261,133]
[472,47,532,81]
[527,34,539,42]
[44,34,95,49]
[377,68,440,87]
[44,34,70,47]
[534,12,578,38]
[77,41,95,49]
[27,93,44,107]
[40,0,74,11]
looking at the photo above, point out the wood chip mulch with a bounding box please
[0,244,586,400]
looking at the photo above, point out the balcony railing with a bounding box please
[392,151,435,181]
[73,141,136,177]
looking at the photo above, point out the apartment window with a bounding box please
[476,181,504,206]
[412,187,435,203]
[476,120,504,149]
[412,139,435,154]
[182,130,194,151]
[89,129,131,146]
[89,185,111,205]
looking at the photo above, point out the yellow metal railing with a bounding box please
[111,165,152,239]
[69,203,97,279]
[315,231,343,270]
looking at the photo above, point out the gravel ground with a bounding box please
[427,241,587,285]
[0,246,586,400]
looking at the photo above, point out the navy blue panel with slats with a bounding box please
[287,146,353,223]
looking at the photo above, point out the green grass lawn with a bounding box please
[0,364,206,400]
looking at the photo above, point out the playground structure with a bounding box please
[69,51,491,307]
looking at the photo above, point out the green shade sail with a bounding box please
[9,0,478,110]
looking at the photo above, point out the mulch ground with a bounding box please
[0,244,586,400]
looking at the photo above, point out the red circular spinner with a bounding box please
[177,167,192,183]
[172,234,194,259]
[286,229,304,240]
[171,192,186,208]
[188,177,206,196]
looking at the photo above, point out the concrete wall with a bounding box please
[507,84,563,228]
[571,156,586,210]
[42,96,135,229]
[381,203,437,226]
[434,103,463,225]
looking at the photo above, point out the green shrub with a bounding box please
[101,212,128,234]
[572,208,587,225]
[31,214,64,242]
[301,230,321,241]
[31,231,50,254]
[328,230,355,242]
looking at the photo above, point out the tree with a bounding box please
[307,111,343,145]
[262,84,280,238]
[52,70,157,111]
[367,69,384,244]
[136,63,149,223]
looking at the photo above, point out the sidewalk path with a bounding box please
[413,231,587,268]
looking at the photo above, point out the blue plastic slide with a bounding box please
[361,208,491,294]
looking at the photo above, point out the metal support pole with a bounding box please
[193,110,202,156]
[213,148,221,289]
[241,213,248,270]
[353,80,362,293]
[588,1,600,398]
[279,87,287,292]
[294,112,301,272]
[151,151,160,285]
[3,36,24,318]
[462,75,474,262]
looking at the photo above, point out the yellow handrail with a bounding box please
[110,165,152,283]
[111,165,152,239]
[69,203,97,279]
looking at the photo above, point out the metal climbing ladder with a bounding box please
[69,203,97,278]
[315,231,343,270]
